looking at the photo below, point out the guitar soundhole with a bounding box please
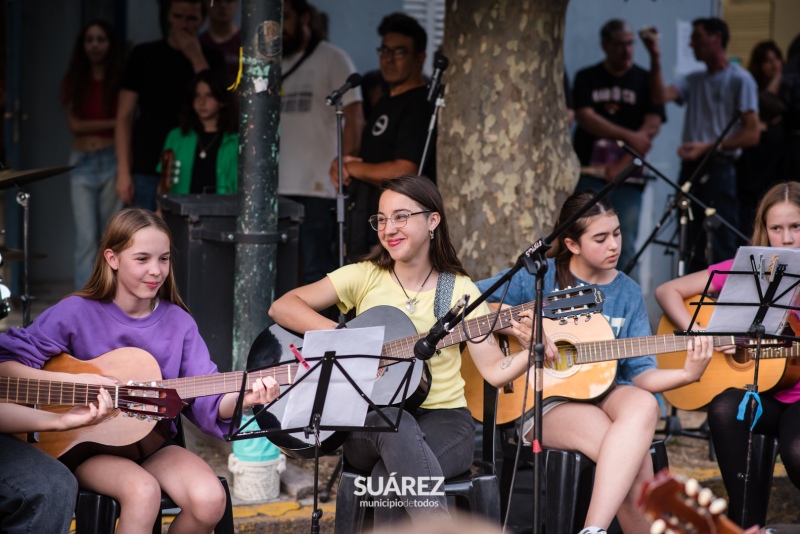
[546,341,578,375]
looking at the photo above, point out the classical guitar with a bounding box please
[463,307,792,424]
[639,470,742,533]
[158,149,177,195]
[32,286,601,463]
[265,284,604,458]
[657,295,800,411]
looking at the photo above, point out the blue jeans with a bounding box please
[575,175,644,277]
[679,156,740,271]
[133,173,159,212]
[0,434,79,533]
[343,407,475,524]
[285,196,336,284]
[70,145,122,289]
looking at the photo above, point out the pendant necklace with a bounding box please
[198,132,220,159]
[393,266,434,313]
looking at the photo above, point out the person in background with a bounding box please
[63,20,124,290]
[780,33,800,182]
[331,13,435,260]
[279,0,363,285]
[736,41,786,237]
[645,17,759,270]
[199,0,240,87]
[572,19,665,276]
[0,392,113,533]
[159,71,238,195]
[116,0,224,211]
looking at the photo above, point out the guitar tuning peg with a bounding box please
[697,487,713,507]
[709,497,727,515]
[685,478,699,497]
[585,313,593,322]
[573,316,579,325]
[559,318,568,325]
[650,519,667,534]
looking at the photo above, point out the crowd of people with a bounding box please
[1,3,799,534]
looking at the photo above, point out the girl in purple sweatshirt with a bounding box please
[0,208,279,534]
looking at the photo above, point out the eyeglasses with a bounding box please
[376,46,410,60]
[369,210,431,231]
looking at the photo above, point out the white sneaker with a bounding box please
[577,528,608,534]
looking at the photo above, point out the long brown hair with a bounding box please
[747,40,784,90]
[73,208,189,313]
[64,20,123,117]
[546,190,616,289]
[363,175,469,277]
[751,182,800,246]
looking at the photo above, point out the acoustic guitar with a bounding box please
[657,295,800,411]
[32,286,602,463]
[463,308,786,424]
[639,470,742,534]
[265,284,603,458]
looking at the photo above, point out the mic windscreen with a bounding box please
[347,72,363,88]
[433,53,449,70]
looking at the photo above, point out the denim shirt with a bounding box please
[476,258,655,385]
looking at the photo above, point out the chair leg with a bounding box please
[215,477,235,534]
[75,491,120,534]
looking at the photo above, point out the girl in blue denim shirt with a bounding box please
[477,190,713,534]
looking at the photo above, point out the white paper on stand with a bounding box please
[281,326,384,444]
[705,246,800,335]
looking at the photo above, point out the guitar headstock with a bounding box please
[542,284,605,324]
[639,470,742,534]
[119,383,184,421]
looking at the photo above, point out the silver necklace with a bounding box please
[392,266,434,313]
[198,132,220,159]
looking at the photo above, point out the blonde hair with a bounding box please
[751,182,800,246]
[72,208,189,313]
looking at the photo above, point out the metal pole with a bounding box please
[232,0,283,371]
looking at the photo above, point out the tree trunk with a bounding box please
[439,0,578,279]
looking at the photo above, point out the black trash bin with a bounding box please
[161,194,303,372]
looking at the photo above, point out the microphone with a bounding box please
[326,73,362,106]
[414,295,467,361]
[426,53,449,103]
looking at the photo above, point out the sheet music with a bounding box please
[281,326,383,444]
[705,246,800,334]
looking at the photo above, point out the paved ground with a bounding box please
[3,283,798,532]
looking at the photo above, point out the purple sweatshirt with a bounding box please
[0,296,232,439]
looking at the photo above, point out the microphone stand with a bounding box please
[418,83,444,176]
[622,110,748,275]
[427,160,642,534]
[332,97,347,326]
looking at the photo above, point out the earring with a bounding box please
[430,230,434,240]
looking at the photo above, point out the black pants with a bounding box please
[708,389,800,527]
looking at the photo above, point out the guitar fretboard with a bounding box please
[0,376,119,407]
[162,302,538,400]
[575,333,800,363]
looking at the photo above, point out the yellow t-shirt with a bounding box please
[327,262,490,410]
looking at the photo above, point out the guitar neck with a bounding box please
[576,333,736,364]
[381,302,537,361]
[165,303,539,400]
[0,376,119,407]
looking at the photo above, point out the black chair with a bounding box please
[74,416,235,534]
[499,419,669,534]
[334,380,502,533]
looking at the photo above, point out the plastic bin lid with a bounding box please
[160,194,304,222]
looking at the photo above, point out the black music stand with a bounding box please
[676,246,800,525]
[225,327,417,534]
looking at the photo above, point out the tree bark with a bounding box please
[439,0,578,279]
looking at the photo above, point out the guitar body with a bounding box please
[657,295,800,411]
[264,305,430,459]
[464,312,618,424]
[33,348,167,466]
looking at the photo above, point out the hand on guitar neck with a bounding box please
[511,308,559,363]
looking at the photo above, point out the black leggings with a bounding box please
[708,389,800,527]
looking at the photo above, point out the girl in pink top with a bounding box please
[655,182,800,528]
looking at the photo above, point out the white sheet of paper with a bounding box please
[281,326,383,444]
[705,246,800,335]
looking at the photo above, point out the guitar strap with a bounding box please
[433,272,456,320]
